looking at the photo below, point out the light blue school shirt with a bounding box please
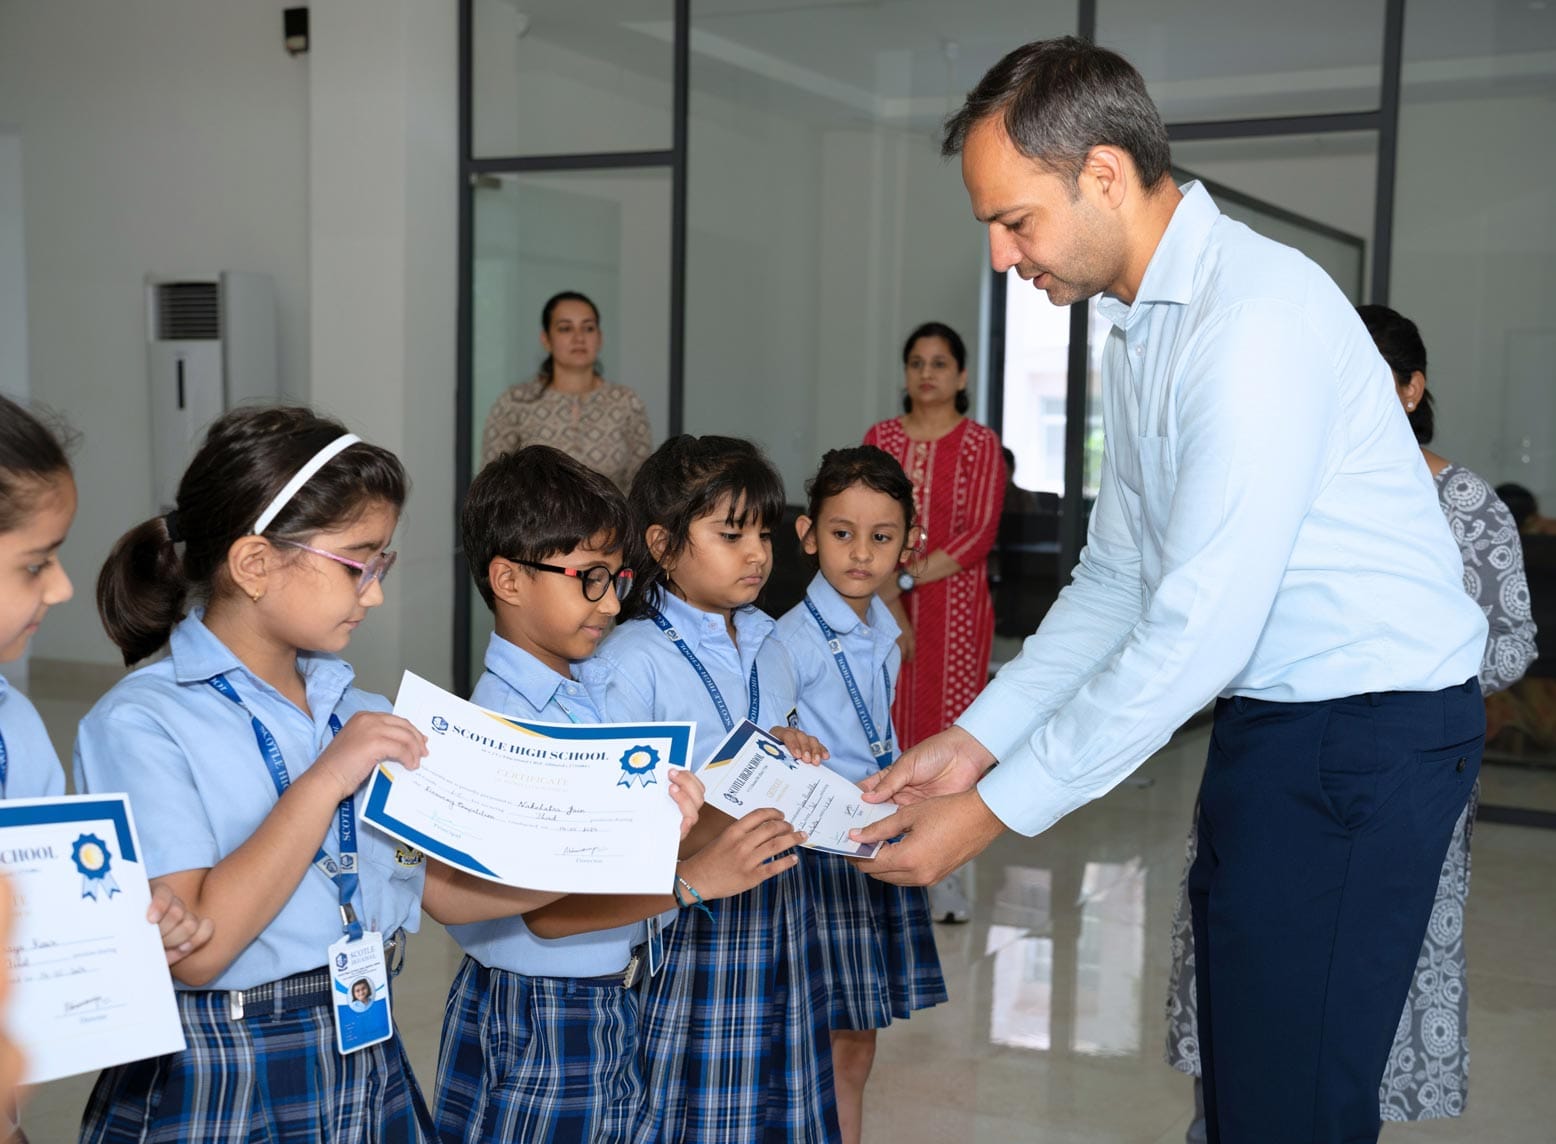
[73,612,425,991]
[450,632,670,978]
[590,592,801,768]
[0,674,67,800]
[774,573,901,787]
[963,181,1488,839]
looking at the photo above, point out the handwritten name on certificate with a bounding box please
[1,795,185,1084]
[697,722,894,859]
[363,671,695,895]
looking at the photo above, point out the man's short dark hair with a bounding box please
[461,445,634,611]
[942,36,1172,191]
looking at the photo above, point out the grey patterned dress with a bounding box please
[1163,463,1537,1121]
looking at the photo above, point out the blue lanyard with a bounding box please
[0,726,7,796]
[206,674,363,941]
[804,597,894,769]
[649,608,760,733]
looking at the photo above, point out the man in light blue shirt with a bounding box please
[855,37,1486,1144]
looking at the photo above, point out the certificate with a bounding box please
[363,671,695,895]
[697,722,894,858]
[1,794,186,1085]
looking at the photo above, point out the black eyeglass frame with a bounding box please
[512,558,635,603]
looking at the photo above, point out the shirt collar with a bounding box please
[1095,180,1219,330]
[482,632,573,713]
[655,590,775,655]
[804,572,899,641]
[168,609,356,702]
[0,672,9,701]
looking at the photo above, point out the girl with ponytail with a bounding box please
[75,406,563,1144]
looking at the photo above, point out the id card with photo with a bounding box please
[329,932,392,1056]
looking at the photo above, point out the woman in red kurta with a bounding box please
[865,322,1006,754]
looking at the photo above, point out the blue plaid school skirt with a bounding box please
[802,850,947,1029]
[79,989,435,1143]
[434,954,643,1144]
[633,865,840,1144]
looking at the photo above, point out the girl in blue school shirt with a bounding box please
[774,446,948,1144]
[435,444,798,1144]
[73,406,564,1144]
[0,396,214,1136]
[591,434,842,1144]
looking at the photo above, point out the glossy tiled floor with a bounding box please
[17,698,1556,1142]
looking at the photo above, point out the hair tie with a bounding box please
[162,511,182,544]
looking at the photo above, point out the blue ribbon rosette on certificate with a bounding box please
[617,744,661,787]
[71,832,120,900]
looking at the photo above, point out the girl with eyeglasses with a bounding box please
[75,406,566,1144]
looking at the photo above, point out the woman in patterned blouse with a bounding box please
[1164,304,1537,1138]
[480,291,652,491]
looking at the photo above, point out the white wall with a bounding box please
[1,0,458,689]
[308,0,457,696]
[1392,91,1556,503]
[0,0,311,665]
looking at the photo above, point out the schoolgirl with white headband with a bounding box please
[75,406,564,1144]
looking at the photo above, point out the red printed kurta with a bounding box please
[864,417,1006,750]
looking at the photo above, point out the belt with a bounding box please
[224,929,404,1021]
[529,940,648,990]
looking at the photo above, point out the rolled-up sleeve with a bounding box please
[973,302,1339,835]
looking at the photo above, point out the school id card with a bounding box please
[329,931,392,1055]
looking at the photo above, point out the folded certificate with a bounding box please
[363,671,695,895]
[1,794,186,1084]
[696,722,894,859]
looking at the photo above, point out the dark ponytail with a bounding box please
[900,321,970,414]
[1357,304,1435,445]
[0,394,73,533]
[537,291,602,388]
[97,406,409,665]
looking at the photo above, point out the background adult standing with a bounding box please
[1164,304,1537,1135]
[865,322,1005,924]
[480,291,652,491]
[854,38,1488,1144]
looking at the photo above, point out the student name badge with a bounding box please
[328,932,392,1056]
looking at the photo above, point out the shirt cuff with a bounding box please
[954,677,1042,762]
[975,742,1073,838]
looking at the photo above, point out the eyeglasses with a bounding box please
[513,559,634,603]
[275,540,398,595]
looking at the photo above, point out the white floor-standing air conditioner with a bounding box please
[145,271,278,509]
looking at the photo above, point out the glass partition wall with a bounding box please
[458,0,1556,818]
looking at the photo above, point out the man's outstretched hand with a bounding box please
[858,725,996,806]
[848,788,1005,887]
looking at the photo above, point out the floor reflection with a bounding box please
[987,860,1146,1059]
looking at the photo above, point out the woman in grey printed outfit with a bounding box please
[1163,304,1538,1136]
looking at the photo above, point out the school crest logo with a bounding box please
[430,716,449,734]
[394,845,425,868]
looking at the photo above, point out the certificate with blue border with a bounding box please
[697,721,893,858]
[363,672,696,894]
[1,793,186,1084]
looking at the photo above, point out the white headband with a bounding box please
[251,434,361,535]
